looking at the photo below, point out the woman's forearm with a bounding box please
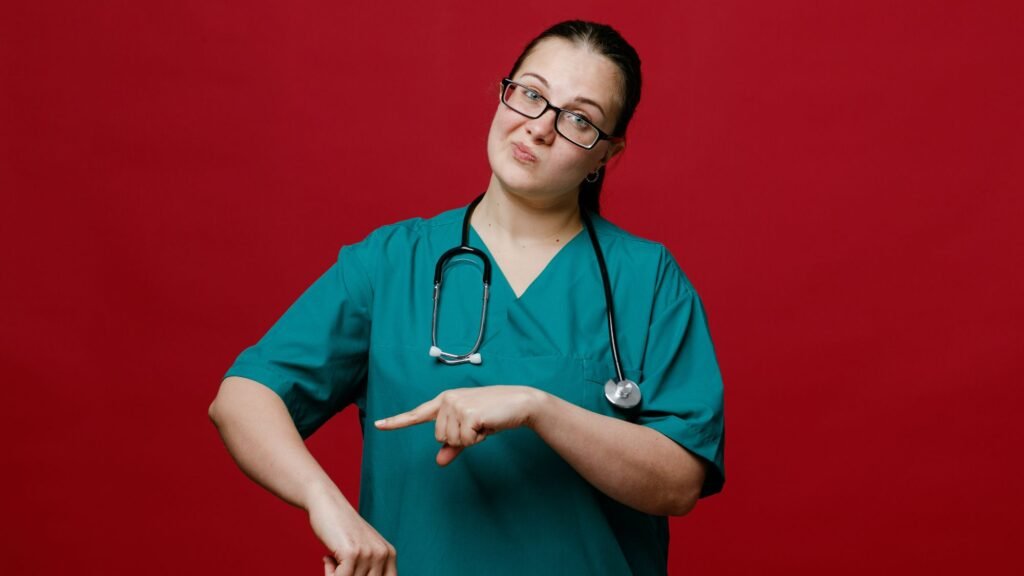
[208,376,349,512]
[527,390,705,517]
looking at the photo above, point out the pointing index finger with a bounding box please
[374,397,441,430]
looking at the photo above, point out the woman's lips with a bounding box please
[511,142,537,163]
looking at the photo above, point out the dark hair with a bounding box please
[507,20,642,214]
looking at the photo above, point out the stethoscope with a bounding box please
[428,193,642,410]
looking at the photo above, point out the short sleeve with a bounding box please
[223,240,374,439]
[637,248,726,498]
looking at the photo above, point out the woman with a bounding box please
[209,20,725,576]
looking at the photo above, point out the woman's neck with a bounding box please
[474,177,582,246]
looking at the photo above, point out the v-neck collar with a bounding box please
[466,209,588,303]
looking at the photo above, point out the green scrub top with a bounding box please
[224,203,725,575]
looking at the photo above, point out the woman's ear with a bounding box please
[600,140,626,168]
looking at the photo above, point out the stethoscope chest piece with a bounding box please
[605,378,642,409]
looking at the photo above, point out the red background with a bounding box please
[2,1,1022,574]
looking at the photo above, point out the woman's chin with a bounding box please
[494,179,551,201]
[492,169,570,198]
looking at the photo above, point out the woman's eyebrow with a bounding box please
[520,72,551,88]
[519,72,607,117]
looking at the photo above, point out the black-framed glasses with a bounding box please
[500,78,623,150]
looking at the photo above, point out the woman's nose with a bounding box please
[524,109,557,144]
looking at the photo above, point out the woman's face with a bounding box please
[486,37,626,203]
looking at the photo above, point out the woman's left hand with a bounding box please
[374,385,547,466]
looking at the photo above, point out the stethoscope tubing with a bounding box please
[579,208,626,384]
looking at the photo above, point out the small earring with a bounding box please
[585,169,601,183]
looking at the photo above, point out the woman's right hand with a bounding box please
[307,487,397,576]
[209,378,394,573]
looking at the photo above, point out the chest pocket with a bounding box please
[582,349,644,421]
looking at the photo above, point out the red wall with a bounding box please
[3,1,1022,574]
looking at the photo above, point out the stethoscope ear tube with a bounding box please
[430,271,490,366]
[430,193,492,365]
[433,245,492,286]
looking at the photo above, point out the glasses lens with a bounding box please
[557,112,599,148]
[503,82,546,117]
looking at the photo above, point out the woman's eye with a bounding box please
[524,89,541,100]
[569,113,590,127]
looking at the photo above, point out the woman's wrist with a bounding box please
[300,477,350,513]
[525,387,557,431]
